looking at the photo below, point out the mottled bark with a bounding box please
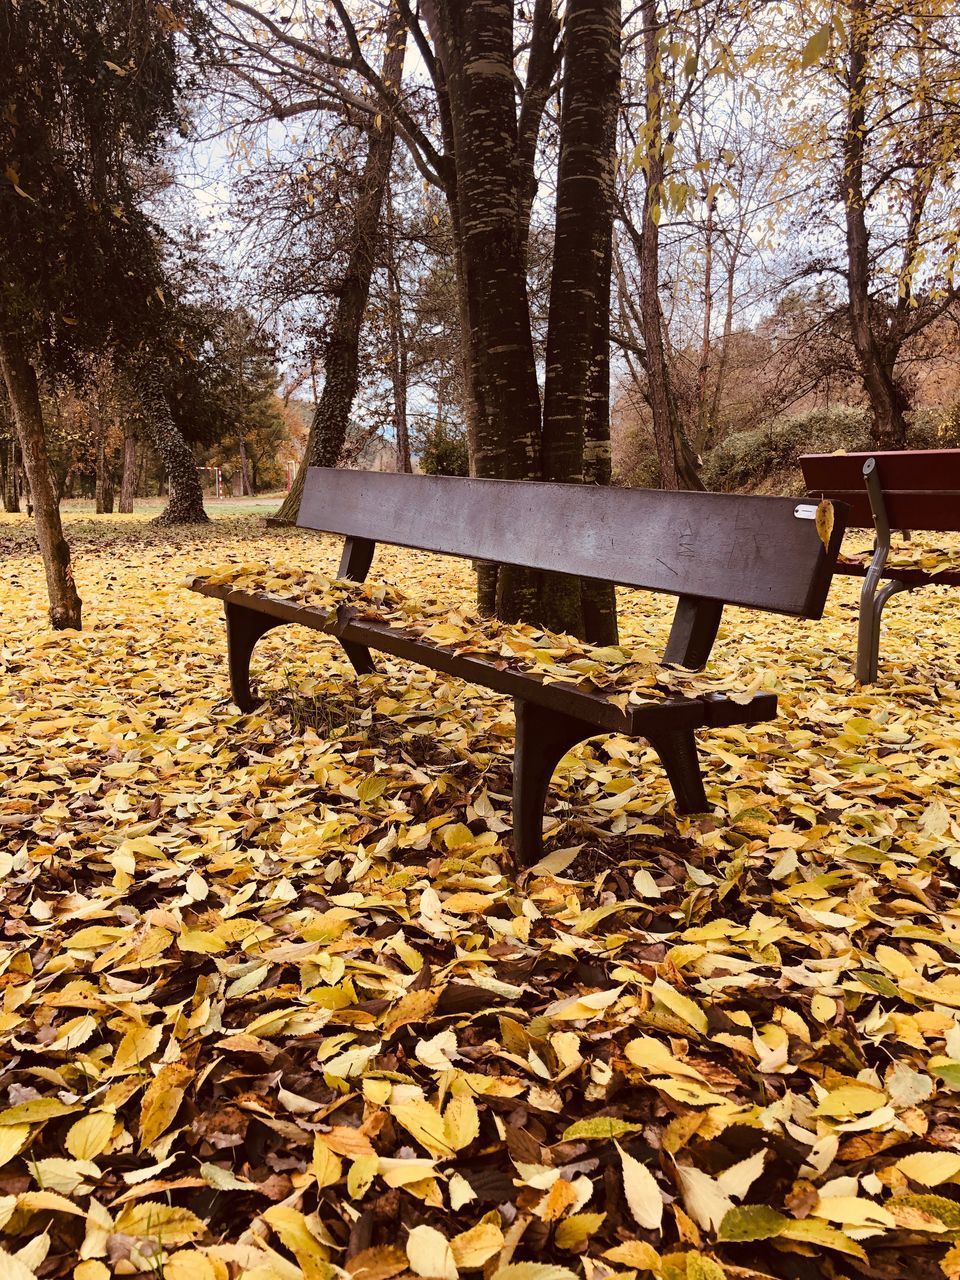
[118,424,137,513]
[0,328,82,629]
[638,0,702,491]
[130,363,209,525]
[843,0,909,449]
[424,0,544,622]
[275,8,406,523]
[540,0,619,641]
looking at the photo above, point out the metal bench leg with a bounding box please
[645,725,708,814]
[856,456,909,684]
[225,601,284,712]
[512,699,597,866]
[858,578,912,684]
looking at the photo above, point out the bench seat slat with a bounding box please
[191,580,776,738]
[298,468,843,619]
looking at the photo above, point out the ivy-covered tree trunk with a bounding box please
[843,0,909,450]
[130,364,208,526]
[540,0,619,642]
[638,0,703,491]
[2,435,20,512]
[275,9,406,523]
[0,328,82,629]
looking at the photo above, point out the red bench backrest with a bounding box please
[800,449,960,531]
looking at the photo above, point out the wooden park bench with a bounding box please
[190,469,846,864]
[800,449,960,683]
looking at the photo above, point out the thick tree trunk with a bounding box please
[119,424,137,513]
[425,0,544,622]
[638,0,703,491]
[275,8,407,523]
[843,0,909,449]
[130,363,208,525]
[540,0,619,642]
[0,328,82,629]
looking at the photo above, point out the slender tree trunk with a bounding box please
[119,424,137,513]
[0,328,82,628]
[638,0,703,490]
[129,363,208,525]
[843,0,908,449]
[93,392,115,514]
[693,190,715,452]
[275,7,407,523]
[385,185,412,473]
[540,0,619,642]
[238,437,253,495]
[516,0,562,270]
[2,435,20,512]
[704,247,739,450]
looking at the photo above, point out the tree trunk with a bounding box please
[694,189,715,452]
[0,328,82,629]
[274,7,407,523]
[638,0,703,491]
[119,424,137,513]
[385,184,412,473]
[93,392,115,513]
[425,0,544,623]
[540,0,619,642]
[130,363,208,525]
[2,435,20,512]
[843,0,909,449]
[238,437,253,495]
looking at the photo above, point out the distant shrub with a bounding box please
[417,421,469,477]
[614,451,661,490]
[701,405,950,494]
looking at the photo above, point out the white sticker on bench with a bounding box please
[794,504,818,520]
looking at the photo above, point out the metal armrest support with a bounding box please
[857,457,913,682]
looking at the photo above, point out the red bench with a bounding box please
[800,449,960,682]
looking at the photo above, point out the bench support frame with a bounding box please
[225,601,284,713]
[512,698,709,866]
[664,595,723,668]
[336,536,377,675]
[512,700,599,866]
[858,458,915,683]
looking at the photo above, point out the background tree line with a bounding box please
[3,0,960,632]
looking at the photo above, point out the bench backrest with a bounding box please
[298,468,847,619]
[801,449,960,531]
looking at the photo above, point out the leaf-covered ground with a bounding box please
[1,513,959,1280]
